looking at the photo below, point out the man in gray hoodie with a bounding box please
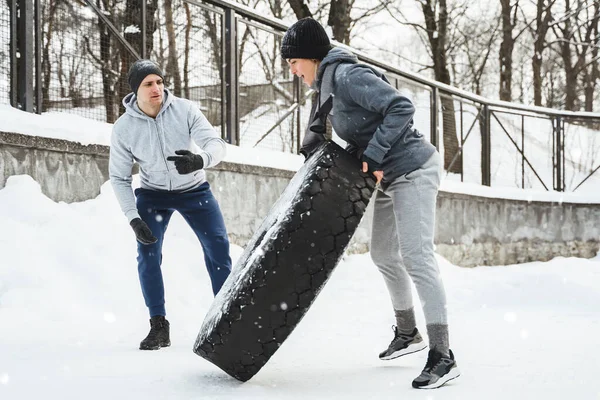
[281,18,459,389]
[109,60,231,350]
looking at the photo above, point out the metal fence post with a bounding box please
[553,116,564,192]
[34,0,42,113]
[9,0,17,108]
[481,104,491,186]
[430,86,439,150]
[223,8,238,145]
[141,0,147,59]
[521,115,525,188]
[14,0,35,112]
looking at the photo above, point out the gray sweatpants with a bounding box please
[370,151,447,326]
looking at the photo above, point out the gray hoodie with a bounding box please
[109,89,226,222]
[313,47,436,184]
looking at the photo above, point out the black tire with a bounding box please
[194,141,376,381]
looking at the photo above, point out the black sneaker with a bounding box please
[379,326,427,360]
[412,348,460,389]
[139,315,171,350]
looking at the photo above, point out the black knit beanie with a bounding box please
[127,59,165,95]
[281,18,332,60]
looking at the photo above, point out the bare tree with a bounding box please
[457,16,500,95]
[499,0,517,100]
[286,0,313,19]
[41,0,61,111]
[531,0,555,106]
[420,0,462,173]
[154,4,166,67]
[541,52,563,108]
[498,0,531,101]
[91,0,120,123]
[549,0,600,110]
[201,9,223,83]
[286,0,390,45]
[583,0,600,111]
[55,32,86,107]
[163,0,182,96]
[183,1,192,98]
[377,0,467,173]
[116,0,159,116]
[328,0,353,44]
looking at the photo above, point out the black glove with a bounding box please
[361,154,383,172]
[300,115,327,159]
[345,144,365,159]
[130,218,158,245]
[166,150,204,174]
[300,95,333,159]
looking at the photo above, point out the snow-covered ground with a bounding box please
[0,175,599,399]
[1,105,600,399]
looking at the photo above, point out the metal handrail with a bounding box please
[198,0,600,120]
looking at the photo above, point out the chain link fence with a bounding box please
[4,0,600,193]
[0,1,11,106]
[237,18,299,153]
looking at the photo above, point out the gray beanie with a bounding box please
[127,59,164,95]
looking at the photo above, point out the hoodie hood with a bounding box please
[122,88,174,119]
[313,47,358,91]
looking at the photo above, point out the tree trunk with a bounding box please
[41,0,59,112]
[559,0,577,110]
[562,50,577,110]
[117,0,158,116]
[287,0,312,19]
[203,10,222,82]
[532,50,543,106]
[499,0,515,101]
[98,14,116,122]
[57,40,65,98]
[584,1,600,111]
[532,0,552,106]
[328,0,352,44]
[163,0,181,96]
[144,0,158,57]
[184,2,191,98]
[421,0,461,174]
[155,5,166,67]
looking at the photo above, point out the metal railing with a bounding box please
[4,0,600,193]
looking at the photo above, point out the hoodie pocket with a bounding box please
[170,168,204,190]
[141,168,169,190]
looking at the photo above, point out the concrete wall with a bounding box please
[1,131,598,266]
[0,133,110,203]
[435,192,600,267]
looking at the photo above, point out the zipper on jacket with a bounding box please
[154,118,172,190]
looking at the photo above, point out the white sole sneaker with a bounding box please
[417,367,461,389]
[379,341,428,361]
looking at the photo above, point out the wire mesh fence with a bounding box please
[3,0,600,192]
[237,18,297,153]
[156,0,224,133]
[42,1,113,122]
[436,93,485,185]
[0,1,11,106]
[490,111,554,191]
[563,118,600,192]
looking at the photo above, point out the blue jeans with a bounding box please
[135,182,231,317]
